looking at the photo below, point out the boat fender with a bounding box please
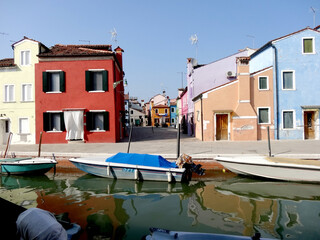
[134,169,139,180]
[167,171,172,182]
[107,166,110,176]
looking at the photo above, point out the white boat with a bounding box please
[215,155,320,182]
[69,153,204,183]
[145,227,275,240]
[0,157,57,175]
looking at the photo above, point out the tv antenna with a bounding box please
[190,34,198,59]
[311,7,317,28]
[246,35,255,49]
[177,72,185,88]
[110,27,118,43]
[79,40,90,44]
[0,32,9,35]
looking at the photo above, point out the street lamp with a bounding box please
[113,79,128,88]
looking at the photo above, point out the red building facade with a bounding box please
[35,44,125,143]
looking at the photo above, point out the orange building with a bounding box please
[194,56,274,141]
[151,103,170,127]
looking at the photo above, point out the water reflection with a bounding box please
[1,173,320,239]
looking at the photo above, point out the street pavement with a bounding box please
[1,126,320,160]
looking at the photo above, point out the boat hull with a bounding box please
[215,155,320,182]
[0,158,57,175]
[69,157,186,182]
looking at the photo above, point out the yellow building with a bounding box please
[0,37,48,144]
[151,104,170,127]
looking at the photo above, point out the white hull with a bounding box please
[69,157,186,182]
[215,155,320,182]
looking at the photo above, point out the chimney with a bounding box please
[114,46,124,69]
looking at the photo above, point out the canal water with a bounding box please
[1,169,320,240]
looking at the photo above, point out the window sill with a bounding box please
[45,91,62,94]
[47,130,63,133]
[18,133,31,135]
[258,89,269,91]
[258,122,271,125]
[21,100,34,103]
[89,130,106,132]
[88,90,106,93]
[3,101,16,103]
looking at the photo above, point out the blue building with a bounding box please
[170,101,177,128]
[250,27,320,140]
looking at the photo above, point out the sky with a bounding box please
[1,0,320,102]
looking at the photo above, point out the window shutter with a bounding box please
[59,71,65,92]
[43,72,48,92]
[103,111,109,131]
[86,111,93,131]
[102,70,108,91]
[43,112,50,131]
[85,71,91,91]
[60,112,66,131]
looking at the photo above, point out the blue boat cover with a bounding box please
[105,153,177,168]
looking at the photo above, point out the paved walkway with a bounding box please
[1,127,320,159]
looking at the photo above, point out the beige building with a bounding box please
[0,37,48,144]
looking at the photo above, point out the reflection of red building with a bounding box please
[36,191,128,240]
[35,45,125,143]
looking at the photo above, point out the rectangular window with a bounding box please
[165,109,168,114]
[283,111,294,129]
[21,50,30,65]
[86,70,108,92]
[43,112,65,131]
[258,76,268,90]
[258,107,270,124]
[171,107,174,112]
[22,84,32,101]
[5,120,10,133]
[282,71,295,90]
[4,85,14,102]
[43,71,65,93]
[155,109,159,114]
[303,38,314,54]
[19,118,29,134]
[86,111,109,131]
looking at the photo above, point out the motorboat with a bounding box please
[145,227,275,240]
[69,152,204,182]
[215,155,320,182]
[0,157,57,175]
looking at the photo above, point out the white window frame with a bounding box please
[302,37,315,54]
[4,84,15,102]
[20,50,31,66]
[257,107,270,124]
[21,83,33,102]
[19,118,30,134]
[258,76,269,90]
[281,70,296,90]
[282,109,295,130]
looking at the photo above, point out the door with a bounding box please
[304,111,315,140]
[216,114,228,140]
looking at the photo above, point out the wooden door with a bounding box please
[304,111,315,140]
[216,114,228,140]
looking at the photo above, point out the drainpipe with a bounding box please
[200,95,204,141]
[272,44,279,139]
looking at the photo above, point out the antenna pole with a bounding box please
[311,7,316,28]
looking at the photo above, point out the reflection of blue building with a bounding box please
[250,27,320,140]
[170,103,177,127]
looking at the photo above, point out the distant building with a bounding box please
[170,98,177,128]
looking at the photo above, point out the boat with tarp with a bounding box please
[69,152,204,182]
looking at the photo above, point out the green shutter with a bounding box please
[85,71,91,91]
[43,112,50,131]
[102,70,108,91]
[103,111,109,131]
[43,72,48,92]
[59,71,65,92]
[86,111,92,131]
[60,112,66,131]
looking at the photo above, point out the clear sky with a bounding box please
[1,0,320,102]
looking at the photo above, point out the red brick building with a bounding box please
[35,44,125,143]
